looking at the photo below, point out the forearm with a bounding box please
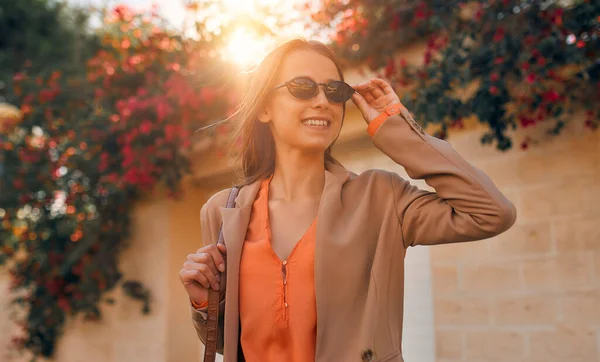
[371,110,516,245]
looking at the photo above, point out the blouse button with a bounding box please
[284,303,288,308]
[282,260,288,265]
[361,349,374,362]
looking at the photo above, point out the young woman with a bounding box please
[179,39,516,362]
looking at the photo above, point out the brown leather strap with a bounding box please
[204,187,239,362]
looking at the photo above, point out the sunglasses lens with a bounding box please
[326,81,354,103]
[287,78,318,99]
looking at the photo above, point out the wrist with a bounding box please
[190,298,209,309]
[367,103,406,137]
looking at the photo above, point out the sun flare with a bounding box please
[216,0,308,68]
[224,28,275,68]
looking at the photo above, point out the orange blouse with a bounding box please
[192,119,388,357]
[238,175,318,362]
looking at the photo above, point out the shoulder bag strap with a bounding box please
[204,186,240,362]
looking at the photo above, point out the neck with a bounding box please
[269,148,327,202]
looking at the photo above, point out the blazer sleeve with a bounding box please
[189,201,225,354]
[370,109,517,248]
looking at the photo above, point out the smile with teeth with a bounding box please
[302,119,330,127]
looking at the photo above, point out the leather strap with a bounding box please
[204,187,240,362]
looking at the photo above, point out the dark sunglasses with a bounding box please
[272,77,356,103]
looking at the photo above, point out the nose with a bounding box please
[312,85,330,109]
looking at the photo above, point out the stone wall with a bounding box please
[429,121,599,362]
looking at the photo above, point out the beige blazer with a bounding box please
[191,109,517,362]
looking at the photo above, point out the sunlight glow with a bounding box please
[224,28,275,68]
[217,0,309,68]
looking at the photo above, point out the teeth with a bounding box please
[302,119,329,126]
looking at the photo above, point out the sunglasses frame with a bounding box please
[272,77,356,103]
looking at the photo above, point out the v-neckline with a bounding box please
[263,174,318,263]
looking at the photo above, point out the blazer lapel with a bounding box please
[314,162,350,358]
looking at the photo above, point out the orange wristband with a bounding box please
[191,298,209,309]
[367,103,406,137]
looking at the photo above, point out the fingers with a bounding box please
[180,244,227,291]
[180,268,211,290]
[355,78,394,98]
[196,244,226,272]
[369,78,396,95]
[353,81,375,101]
[351,92,370,115]
[183,258,220,290]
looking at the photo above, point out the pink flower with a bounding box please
[140,120,153,134]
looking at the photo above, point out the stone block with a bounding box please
[465,330,524,360]
[488,222,552,258]
[519,179,591,222]
[435,296,491,326]
[522,253,592,291]
[435,328,463,359]
[462,263,522,293]
[529,325,598,362]
[561,290,600,325]
[554,217,600,253]
[492,294,556,325]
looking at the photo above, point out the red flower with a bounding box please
[58,298,71,312]
[391,14,401,30]
[542,90,560,103]
[490,73,500,82]
[494,57,504,65]
[200,87,217,105]
[576,40,585,48]
[526,73,536,84]
[519,116,536,128]
[424,51,432,65]
[140,120,153,134]
[13,72,26,82]
[493,27,505,43]
[537,57,547,66]
[525,35,536,46]
[489,86,499,95]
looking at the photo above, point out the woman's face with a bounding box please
[259,49,344,157]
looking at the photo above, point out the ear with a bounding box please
[257,105,271,124]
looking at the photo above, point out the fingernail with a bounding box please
[214,283,220,290]
[218,264,225,272]
[216,274,220,282]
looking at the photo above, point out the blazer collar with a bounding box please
[231,160,350,209]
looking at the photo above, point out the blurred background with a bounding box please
[0,0,599,361]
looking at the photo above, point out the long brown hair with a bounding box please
[229,38,346,186]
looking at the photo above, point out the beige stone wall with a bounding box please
[429,121,600,362]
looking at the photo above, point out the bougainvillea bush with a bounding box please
[0,5,236,359]
[309,0,599,150]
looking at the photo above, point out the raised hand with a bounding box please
[351,78,402,124]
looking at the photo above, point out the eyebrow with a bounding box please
[295,76,341,83]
